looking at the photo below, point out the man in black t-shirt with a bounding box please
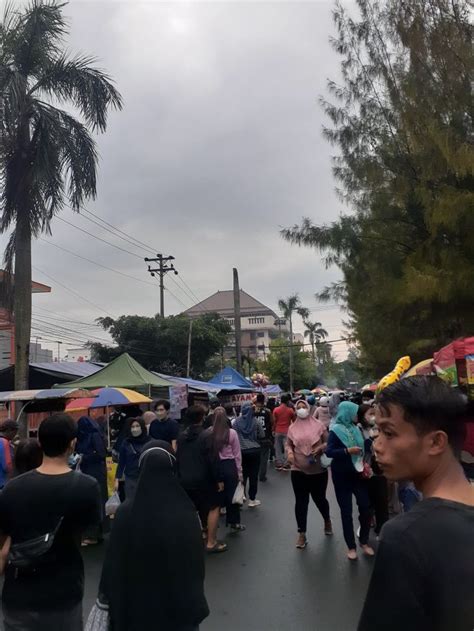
[0,413,101,631]
[149,399,179,451]
[358,377,474,631]
[254,393,273,482]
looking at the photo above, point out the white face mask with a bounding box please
[131,427,142,437]
[296,408,310,419]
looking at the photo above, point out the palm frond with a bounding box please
[11,1,68,76]
[32,53,123,132]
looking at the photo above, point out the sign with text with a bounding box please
[169,385,188,419]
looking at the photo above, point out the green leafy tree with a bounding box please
[0,1,122,418]
[278,294,309,392]
[259,338,316,391]
[282,0,473,376]
[90,313,231,379]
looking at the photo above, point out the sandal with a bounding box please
[230,524,246,532]
[206,541,228,554]
[296,535,308,549]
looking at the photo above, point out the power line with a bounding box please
[77,210,156,255]
[79,208,157,254]
[56,217,143,259]
[32,266,114,317]
[38,237,157,287]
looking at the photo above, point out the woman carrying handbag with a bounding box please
[233,403,264,508]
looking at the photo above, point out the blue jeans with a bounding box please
[398,481,422,512]
[332,469,371,549]
[274,433,287,466]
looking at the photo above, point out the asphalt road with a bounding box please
[80,466,374,631]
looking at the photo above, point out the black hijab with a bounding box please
[99,441,209,631]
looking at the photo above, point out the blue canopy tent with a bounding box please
[209,367,255,391]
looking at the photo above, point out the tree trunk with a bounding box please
[289,315,294,393]
[14,210,32,438]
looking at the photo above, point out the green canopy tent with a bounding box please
[54,353,174,399]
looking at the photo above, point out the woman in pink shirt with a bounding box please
[210,408,245,532]
[314,396,331,428]
[287,400,333,549]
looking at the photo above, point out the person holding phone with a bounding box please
[326,401,374,560]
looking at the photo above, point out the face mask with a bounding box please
[367,415,376,426]
[131,427,142,437]
[296,408,310,419]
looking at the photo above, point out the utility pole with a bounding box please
[145,254,178,317]
[233,268,242,375]
[186,319,193,377]
[56,340,62,362]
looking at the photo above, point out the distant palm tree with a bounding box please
[303,320,328,362]
[278,294,308,393]
[0,0,122,432]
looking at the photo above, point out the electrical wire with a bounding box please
[32,266,115,317]
[37,238,157,287]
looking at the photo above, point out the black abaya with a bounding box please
[99,442,209,631]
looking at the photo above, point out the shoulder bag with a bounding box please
[8,472,79,570]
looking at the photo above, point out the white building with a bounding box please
[63,347,92,362]
[184,289,290,360]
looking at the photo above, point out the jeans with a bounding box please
[274,433,287,467]
[332,469,371,549]
[368,474,389,534]
[398,481,422,512]
[259,445,271,480]
[4,603,82,631]
[291,470,330,532]
[217,458,241,526]
[242,450,261,501]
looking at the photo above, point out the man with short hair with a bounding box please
[149,399,179,451]
[273,394,296,471]
[177,406,226,553]
[358,376,474,631]
[0,413,101,631]
[254,394,273,482]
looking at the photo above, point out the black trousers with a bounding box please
[291,470,330,532]
[242,450,261,501]
[217,458,241,526]
[259,445,271,481]
[332,469,371,549]
[368,474,389,534]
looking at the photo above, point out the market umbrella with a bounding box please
[296,389,313,395]
[403,359,433,378]
[361,383,378,392]
[312,387,327,394]
[65,387,152,412]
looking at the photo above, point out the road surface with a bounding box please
[79,465,374,631]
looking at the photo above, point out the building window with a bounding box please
[250,332,256,340]
[257,331,265,338]
[248,317,265,325]
[226,318,235,326]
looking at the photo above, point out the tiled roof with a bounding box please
[184,290,277,318]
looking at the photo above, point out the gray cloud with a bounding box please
[7,1,352,359]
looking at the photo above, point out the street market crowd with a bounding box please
[0,375,472,630]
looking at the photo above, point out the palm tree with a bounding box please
[303,320,328,363]
[278,294,307,393]
[0,1,122,432]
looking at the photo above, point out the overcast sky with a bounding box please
[9,0,355,360]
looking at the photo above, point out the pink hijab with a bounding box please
[287,401,325,456]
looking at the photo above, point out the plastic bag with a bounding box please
[85,599,110,631]
[320,453,333,469]
[105,492,121,517]
[232,481,245,505]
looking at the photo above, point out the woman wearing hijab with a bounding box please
[210,407,244,531]
[328,392,341,428]
[98,440,209,631]
[233,402,264,508]
[326,401,374,560]
[115,417,150,501]
[287,400,333,549]
[76,416,108,545]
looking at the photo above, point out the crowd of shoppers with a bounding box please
[0,375,472,631]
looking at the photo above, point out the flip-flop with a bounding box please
[230,524,246,532]
[206,542,228,554]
